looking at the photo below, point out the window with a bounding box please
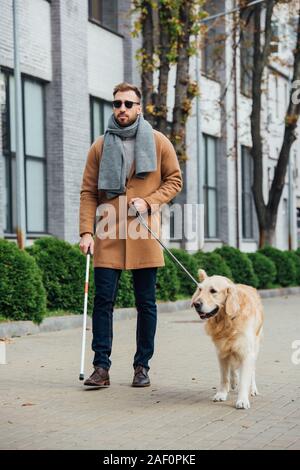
[170,211,176,240]
[90,96,112,143]
[241,146,254,239]
[0,69,47,234]
[284,82,289,111]
[270,19,279,54]
[203,134,218,238]
[274,75,280,119]
[201,26,224,80]
[297,207,300,247]
[240,9,254,97]
[169,204,182,241]
[88,0,118,33]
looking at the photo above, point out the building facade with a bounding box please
[0,0,299,251]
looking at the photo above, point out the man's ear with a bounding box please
[198,269,207,282]
[225,287,239,317]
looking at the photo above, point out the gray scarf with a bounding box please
[98,114,157,199]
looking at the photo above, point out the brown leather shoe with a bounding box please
[84,367,110,387]
[132,365,150,387]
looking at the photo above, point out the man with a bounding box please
[79,82,182,388]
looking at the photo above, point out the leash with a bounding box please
[130,202,199,287]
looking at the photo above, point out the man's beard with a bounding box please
[116,115,138,127]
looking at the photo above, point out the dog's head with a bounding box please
[191,269,236,321]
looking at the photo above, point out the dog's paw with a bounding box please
[230,382,238,391]
[235,397,250,409]
[213,391,228,402]
[251,386,259,397]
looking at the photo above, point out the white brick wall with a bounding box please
[88,23,123,100]
[0,0,299,250]
[0,0,52,80]
[52,0,90,243]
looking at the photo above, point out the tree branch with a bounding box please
[268,5,300,214]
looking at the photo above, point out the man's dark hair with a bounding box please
[113,82,142,101]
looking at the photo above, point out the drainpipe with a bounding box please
[288,154,294,250]
[195,41,205,250]
[232,3,240,249]
[13,0,26,248]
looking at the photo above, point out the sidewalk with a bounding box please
[0,294,300,450]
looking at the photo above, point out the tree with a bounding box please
[131,0,207,163]
[244,0,300,246]
[199,0,300,247]
[131,0,300,248]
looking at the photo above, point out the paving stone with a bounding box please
[0,294,300,450]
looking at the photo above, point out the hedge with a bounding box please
[285,251,300,285]
[115,270,135,308]
[168,248,198,296]
[90,254,182,308]
[247,252,276,289]
[259,246,296,287]
[2,235,300,324]
[26,237,95,315]
[156,254,180,301]
[193,250,233,279]
[295,248,300,259]
[0,239,46,323]
[215,246,259,287]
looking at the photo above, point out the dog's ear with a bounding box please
[225,286,240,318]
[198,269,207,282]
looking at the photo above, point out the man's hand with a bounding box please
[129,197,150,214]
[79,233,94,255]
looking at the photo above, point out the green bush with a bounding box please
[259,246,296,287]
[115,270,135,308]
[285,251,300,285]
[0,239,46,323]
[215,246,258,287]
[193,251,233,279]
[156,254,180,301]
[101,256,182,307]
[168,248,198,296]
[295,248,300,281]
[26,237,95,315]
[295,248,300,259]
[115,251,188,305]
[247,252,276,289]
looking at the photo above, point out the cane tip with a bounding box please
[79,374,84,381]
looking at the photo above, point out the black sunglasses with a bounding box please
[112,100,140,109]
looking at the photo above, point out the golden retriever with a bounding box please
[191,269,264,409]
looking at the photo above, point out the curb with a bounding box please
[0,287,299,339]
[0,300,191,339]
[258,286,300,298]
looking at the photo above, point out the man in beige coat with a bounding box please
[79,82,182,388]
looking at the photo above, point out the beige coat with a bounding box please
[79,129,183,269]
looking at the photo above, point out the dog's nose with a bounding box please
[193,301,202,310]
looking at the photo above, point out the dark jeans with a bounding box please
[92,266,158,371]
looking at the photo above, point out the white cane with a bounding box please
[79,246,91,381]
